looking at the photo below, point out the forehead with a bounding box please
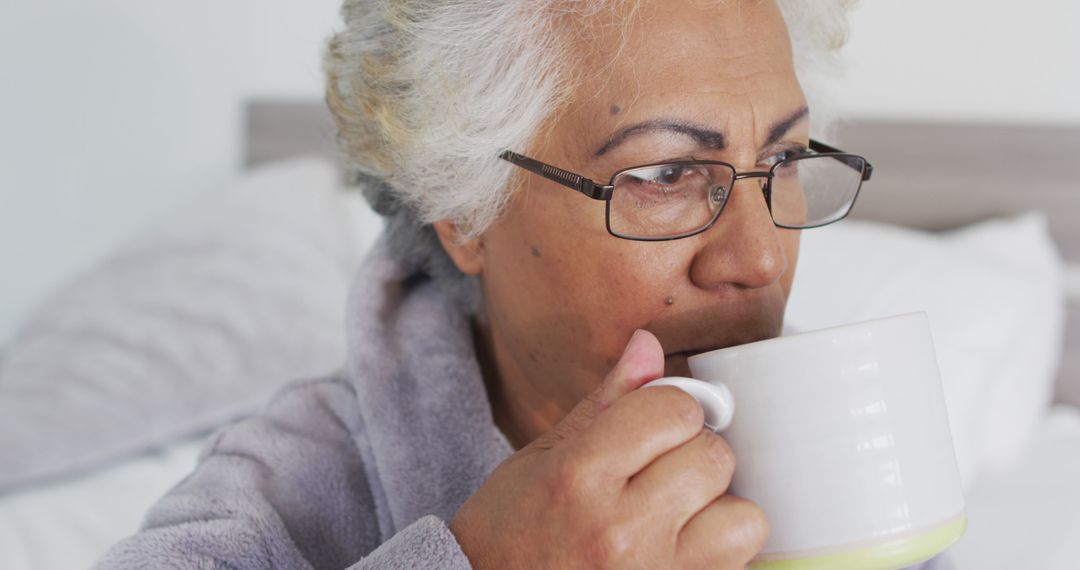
[557,0,803,155]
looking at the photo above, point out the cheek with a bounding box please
[486,221,674,330]
[595,243,688,312]
[477,194,602,345]
[780,228,801,295]
[479,192,682,368]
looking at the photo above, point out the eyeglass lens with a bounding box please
[607,155,865,239]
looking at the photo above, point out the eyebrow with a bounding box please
[594,120,725,156]
[765,105,810,147]
[593,105,810,157]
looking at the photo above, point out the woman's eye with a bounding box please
[654,165,686,185]
[619,164,707,198]
[768,146,809,165]
[643,165,705,186]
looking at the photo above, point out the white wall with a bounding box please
[1,0,1077,343]
[0,0,340,342]
[833,0,1080,125]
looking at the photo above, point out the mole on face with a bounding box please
[610,104,622,115]
[530,245,542,258]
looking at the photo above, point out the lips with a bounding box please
[662,347,723,378]
[663,342,750,378]
[647,294,787,371]
[663,352,694,378]
[669,343,721,356]
[663,329,776,360]
[666,346,723,360]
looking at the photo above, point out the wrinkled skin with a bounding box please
[437,0,806,567]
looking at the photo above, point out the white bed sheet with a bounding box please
[949,405,1080,570]
[0,435,205,569]
[2,408,1079,570]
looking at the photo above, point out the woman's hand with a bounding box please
[448,330,769,569]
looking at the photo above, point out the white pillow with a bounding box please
[786,213,1065,488]
[0,156,383,490]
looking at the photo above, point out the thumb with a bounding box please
[596,329,667,406]
[540,329,666,446]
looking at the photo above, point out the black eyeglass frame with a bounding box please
[499,138,873,241]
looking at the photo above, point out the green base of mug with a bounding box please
[750,513,967,570]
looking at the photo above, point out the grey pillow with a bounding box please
[0,157,382,490]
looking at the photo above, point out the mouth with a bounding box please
[665,346,723,361]
[649,297,787,377]
[654,312,784,360]
[662,345,727,375]
[662,351,698,378]
[661,330,779,377]
[664,331,776,360]
[662,345,725,378]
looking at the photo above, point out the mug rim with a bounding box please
[687,311,930,368]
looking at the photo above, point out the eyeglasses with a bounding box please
[500,139,873,241]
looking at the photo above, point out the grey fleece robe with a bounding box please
[93,238,952,569]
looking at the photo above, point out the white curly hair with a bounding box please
[323,0,857,309]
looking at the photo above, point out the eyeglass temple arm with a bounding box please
[809,139,873,181]
[499,151,613,200]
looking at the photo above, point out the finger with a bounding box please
[627,429,736,531]
[595,328,667,405]
[562,384,707,481]
[533,329,666,448]
[677,495,770,570]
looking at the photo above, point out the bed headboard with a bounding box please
[246,101,343,169]
[244,100,1080,405]
[831,120,1080,408]
[832,121,1080,263]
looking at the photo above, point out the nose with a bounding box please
[688,176,789,291]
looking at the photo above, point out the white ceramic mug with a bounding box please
[643,312,966,570]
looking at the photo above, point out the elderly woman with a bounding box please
[95,0,950,568]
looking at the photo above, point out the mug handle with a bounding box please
[641,377,735,432]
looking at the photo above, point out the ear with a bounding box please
[432,219,484,275]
